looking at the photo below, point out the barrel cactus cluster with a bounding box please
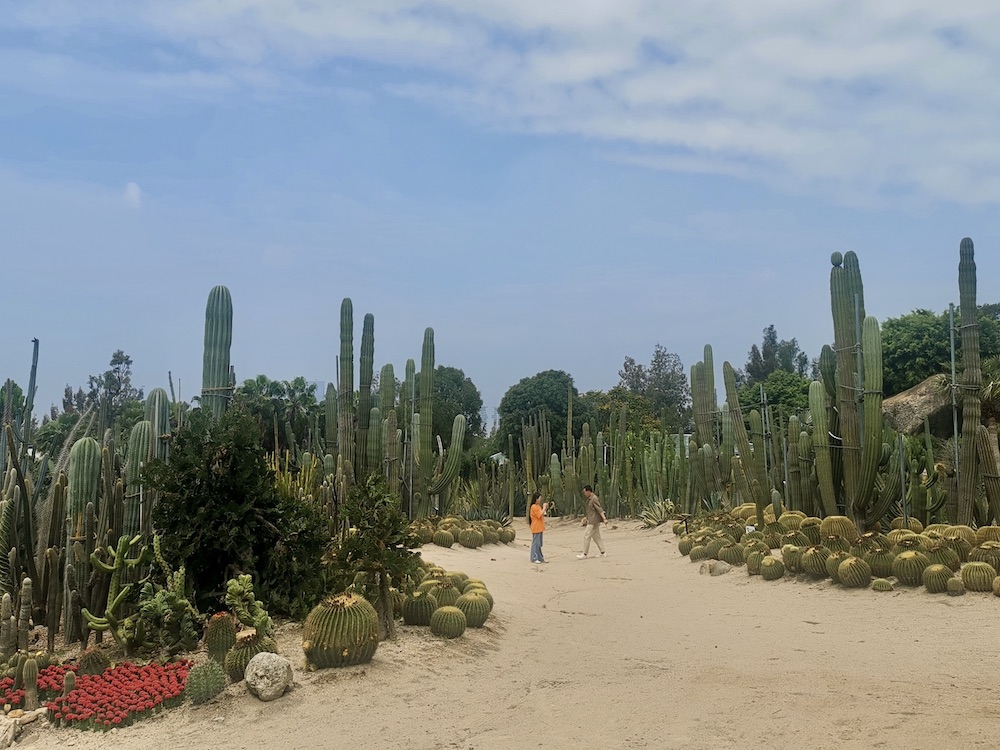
[409,516,515,549]
[674,506,1000,597]
[398,560,494,639]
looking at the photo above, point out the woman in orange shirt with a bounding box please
[529,492,548,564]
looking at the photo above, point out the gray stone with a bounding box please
[245,652,293,702]
[699,560,732,576]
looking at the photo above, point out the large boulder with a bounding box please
[244,652,293,702]
[883,375,953,435]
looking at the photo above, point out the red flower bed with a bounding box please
[46,661,191,731]
[0,664,76,709]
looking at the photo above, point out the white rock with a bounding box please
[244,652,293,702]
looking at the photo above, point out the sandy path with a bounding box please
[29,518,1000,749]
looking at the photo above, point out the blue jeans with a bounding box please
[530,532,545,562]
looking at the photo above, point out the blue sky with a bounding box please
[3,2,1000,423]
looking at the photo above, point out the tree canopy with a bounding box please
[617,344,690,431]
[497,370,590,459]
[881,306,1000,396]
[427,365,484,450]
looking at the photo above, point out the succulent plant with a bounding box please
[961,561,997,592]
[205,612,239,663]
[863,548,896,579]
[463,587,493,610]
[225,630,278,682]
[746,551,767,575]
[924,544,962,572]
[976,526,1000,545]
[781,545,803,574]
[851,531,891,557]
[718,543,746,566]
[781,531,811,548]
[892,551,931,586]
[891,536,927,557]
[677,536,696,556]
[186,660,227,705]
[947,524,978,547]
[871,578,894,592]
[402,591,438,626]
[457,529,485,549]
[922,564,955,594]
[429,606,467,638]
[801,546,832,577]
[942,534,973,562]
[968,541,1000,571]
[777,512,805,530]
[432,530,455,548]
[455,593,491,628]
[689,545,709,561]
[819,516,859,543]
[890,517,923,532]
[946,577,966,596]
[77,648,111,677]
[798,518,822,546]
[837,557,872,589]
[760,557,785,581]
[302,593,379,670]
[822,535,852,554]
[825,552,852,583]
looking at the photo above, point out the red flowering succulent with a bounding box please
[46,660,191,731]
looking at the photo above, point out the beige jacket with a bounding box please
[585,493,606,525]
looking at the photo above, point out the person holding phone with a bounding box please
[529,492,548,564]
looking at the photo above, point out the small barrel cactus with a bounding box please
[746,550,767,575]
[428,581,460,608]
[455,592,491,628]
[891,550,930,586]
[925,544,962,572]
[225,630,278,682]
[302,593,379,670]
[800,546,832,577]
[186,660,227,705]
[871,578,894,592]
[781,545,802,574]
[825,551,852,583]
[77,648,111,677]
[821,535,851,554]
[429,606,467,638]
[432,530,455,548]
[402,591,438,626]
[976,525,1000,545]
[922,563,955,594]
[760,557,785,581]
[205,612,239,663]
[689,545,709,561]
[498,527,516,543]
[799,517,822,545]
[458,529,484,549]
[947,576,966,596]
[961,561,997,592]
[819,515,858,543]
[463,587,493,610]
[718,543,745,566]
[863,548,895,578]
[837,556,872,589]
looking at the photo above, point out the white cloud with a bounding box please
[9,1,1000,203]
[123,182,142,208]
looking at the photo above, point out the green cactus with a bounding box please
[427,581,460,608]
[224,574,274,638]
[186,660,227,705]
[124,420,152,537]
[429,606,467,639]
[77,647,111,676]
[81,534,153,653]
[800,545,832,577]
[205,612,239,663]
[22,657,38,710]
[200,285,234,421]
[922,564,955,594]
[402,591,438,626]
[302,593,379,670]
[825,551,852,583]
[871,578,894,592]
[338,298,356,492]
[455,592,490,628]
[432,530,454,548]
[892,550,931,586]
[759,556,785,581]
[958,239,982,525]
[961,561,996,592]
[224,630,278,682]
[837,556,872,588]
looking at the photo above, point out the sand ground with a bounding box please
[20,517,1000,749]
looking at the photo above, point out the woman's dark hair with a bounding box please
[530,492,542,504]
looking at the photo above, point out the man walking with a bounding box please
[577,485,608,559]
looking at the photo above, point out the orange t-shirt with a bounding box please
[530,503,545,533]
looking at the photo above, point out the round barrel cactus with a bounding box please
[871,578,894,592]
[302,593,379,670]
[746,550,767,575]
[890,516,923,533]
[781,545,802,574]
[429,606,467,638]
[947,576,966,596]
[892,550,931,586]
[825,551,852,583]
[777,511,804,530]
[781,531,811,547]
[798,518,822,545]
[482,529,500,545]
[976,525,1000,545]
[760,557,785,581]
[704,537,730,559]
[402,591,438,626]
[942,534,972,562]
[455,592,490,628]
[801,545,832,577]
[947,524,978,547]
[863,548,896,578]
[463,586,493,610]
[922,564,955,594]
[225,630,278,682]
[432,530,455,548]
[718,543,745,566]
[677,536,696,556]
[462,578,486,592]
[968,541,1000,570]
[890,536,927,557]
[498,527,516,544]
[837,556,872,589]
[821,535,851,554]
[689,545,709,561]
[961,561,997,592]
[925,544,962,572]
[819,516,858,543]
[851,531,891,557]
[428,581,460,607]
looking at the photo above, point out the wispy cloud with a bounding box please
[123,181,142,208]
[6,2,1000,203]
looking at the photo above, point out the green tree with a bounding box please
[737,368,811,416]
[881,307,1000,396]
[742,325,809,386]
[428,365,484,450]
[579,386,658,435]
[497,370,589,459]
[618,345,690,431]
[144,404,328,615]
[330,474,422,640]
[86,350,145,421]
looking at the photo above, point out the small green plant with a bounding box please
[185,661,227,705]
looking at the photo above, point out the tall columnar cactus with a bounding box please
[200,285,233,421]
[385,410,401,497]
[337,298,356,485]
[356,313,375,476]
[379,364,396,419]
[958,238,982,525]
[786,415,802,511]
[323,383,338,456]
[124,420,152,538]
[854,316,884,525]
[144,387,172,463]
[809,381,837,516]
[427,415,467,496]
[830,252,865,519]
[418,328,435,494]
[723,363,769,525]
[65,436,100,639]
